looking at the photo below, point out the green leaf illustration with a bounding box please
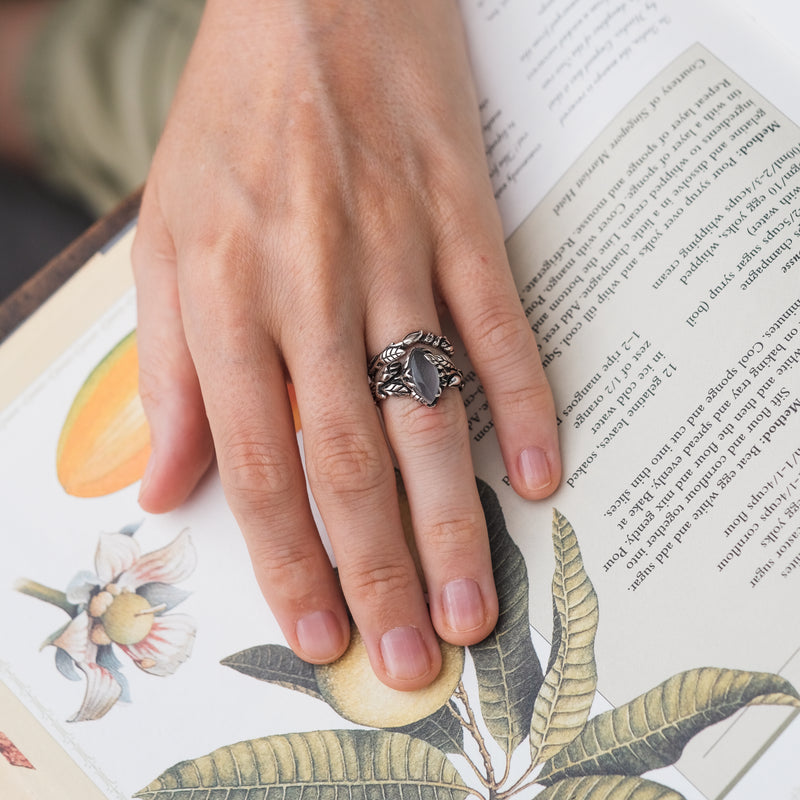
[468,478,543,757]
[536,775,686,799]
[221,644,323,700]
[135,729,471,799]
[538,667,800,785]
[389,701,466,755]
[530,510,599,767]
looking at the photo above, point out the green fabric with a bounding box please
[23,0,203,213]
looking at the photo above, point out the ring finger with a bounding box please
[367,309,499,648]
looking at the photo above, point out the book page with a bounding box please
[458,0,800,236]
[0,682,106,799]
[452,5,800,792]
[735,0,800,62]
[0,289,367,797]
[2,2,799,799]
[0,226,135,411]
[460,42,800,800]
[460,0,687,234]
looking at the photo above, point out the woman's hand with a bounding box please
[133,0,560,691]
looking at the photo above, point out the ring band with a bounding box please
[368,330,464,407]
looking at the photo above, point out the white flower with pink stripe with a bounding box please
[18,525,197,722]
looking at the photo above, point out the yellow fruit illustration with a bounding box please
[315,626,464,728]
[100,591,155,645]
[56,330,150,497]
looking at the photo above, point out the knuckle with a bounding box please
[129,232,148,278]
[466,302,554,417]
[191,239,256,304]
[181,227,268,312]
[283,202,351,275]
[394,402,465,451]
[248,539,321,602]
[306,425,389,498]
[130,216,172,279]
[136,357,169,412]
[421,510,487,553]
[494,376,554,420]
[343,560,417,606]
[136,353,200,429]
[359,187,421,250]
[471,302,533,360]
[220,432,298,514]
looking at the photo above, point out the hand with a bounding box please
[133,0,561,691]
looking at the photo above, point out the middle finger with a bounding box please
[286,322,445,691]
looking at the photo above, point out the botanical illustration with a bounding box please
[55,330,302,498]
[136,479,800,799]
[15,524,197,722]
[0,731,33,769]
[57,331,151,498]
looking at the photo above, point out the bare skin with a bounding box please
[3,0,562,691]
[134,0,561,690]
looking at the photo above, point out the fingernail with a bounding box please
[519,446,551,493]
[296,610,345,661]
[442,578,486,633]
[380,626,431,681]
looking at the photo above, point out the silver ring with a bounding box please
[368,330,464,407]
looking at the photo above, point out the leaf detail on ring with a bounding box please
[383,381,410,396]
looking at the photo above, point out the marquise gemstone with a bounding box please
[408,349,441,405]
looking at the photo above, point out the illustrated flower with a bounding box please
[17,525,197,722]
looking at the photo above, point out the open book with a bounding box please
[1,0,798,796]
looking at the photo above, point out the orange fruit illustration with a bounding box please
[57,330,303,498]
[56,331,150,497]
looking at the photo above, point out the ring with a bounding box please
[368,330,464,407]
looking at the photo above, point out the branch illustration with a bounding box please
[14,579,78,617]
[146,480,799,800]
[453,682,497,792]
